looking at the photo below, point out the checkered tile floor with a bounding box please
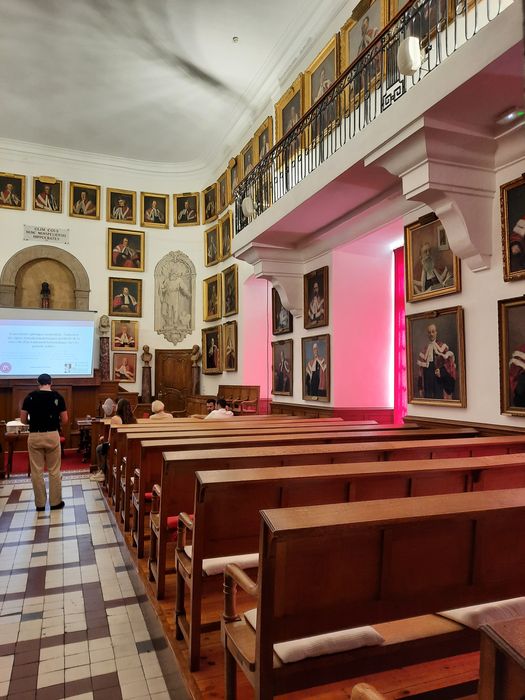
[0,474,188,700]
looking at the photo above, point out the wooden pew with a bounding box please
[147,433,525,599]
[175,455,525,670]
[222,489,525,699]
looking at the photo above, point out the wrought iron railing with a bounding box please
[234,0,505,233]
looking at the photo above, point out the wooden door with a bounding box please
[155,349,193,410]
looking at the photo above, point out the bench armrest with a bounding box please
[176,512,194,550]
[240,399,258,412]
[224,563,258,622]
[133,468,140,493]
[151,484,161,514]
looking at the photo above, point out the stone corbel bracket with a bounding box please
[235,243,304,317]
[366,118,496,272]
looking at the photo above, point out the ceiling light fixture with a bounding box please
[496,106,524,126]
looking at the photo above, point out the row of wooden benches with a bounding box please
[99,417,525,696]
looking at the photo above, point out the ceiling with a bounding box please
[0,0,349,174]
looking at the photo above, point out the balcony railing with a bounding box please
[234,0,505,234]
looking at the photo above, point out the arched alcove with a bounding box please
[0,245,90,309]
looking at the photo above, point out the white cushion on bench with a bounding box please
[438,597,525,629]
[183,545,259,577]
[243,608,384,664]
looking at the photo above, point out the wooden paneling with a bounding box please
[270,402,394,423]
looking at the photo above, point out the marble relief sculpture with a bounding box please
[155,251,196,345]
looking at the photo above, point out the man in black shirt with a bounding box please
[20,373,68,511]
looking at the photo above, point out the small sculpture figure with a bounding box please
[98,314,110,336]
[141,345,152,366]
[190,344,202,395]
[40,282,50,309]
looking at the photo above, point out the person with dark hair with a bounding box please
[20,374,68,511]
[205,397,234,420]
[91,398,136,482]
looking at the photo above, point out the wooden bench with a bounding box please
[218,384,260,414]
[222,489,525,699]
[175,455,525,670]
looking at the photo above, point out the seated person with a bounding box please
[191,398,216,419]
[204,397,234,420]
[100,397,116,418]
[90,398,136,482]
[148,400,174,421]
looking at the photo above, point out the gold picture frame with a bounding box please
[202,325,223,374]
[107,188,136,224]
[217,172,229,215]
[113,352,137,383]
[227,156,240,204]
[304,35,340,110]
[202,183,217,224]
[304,266,329,329]
[404,215,461,303]
[223,320,238,372]
[302,334,330,401]
[254,116,273,164]
[0,172,25,210]
[109,277,142,318]
[275,74,303,142]
[111,320,139,351]
[33,176,62,213]
[406,306,466,407]
[272,287,293,335]
[222,264,238,317]
[140,192,168,228]
[203,273,221,322]
[501,174,525,282]
[340,0,388,70]
[241,139,255,181]
[174,192,199,226]
[69,182,100,219]
[219,211,233,261]
[204,225,220,267]
[108,228,145,272]
[272,339,293,396]
[498,296,525,416]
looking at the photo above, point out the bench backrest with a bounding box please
[218,384,260,403]
[258,489,525,644]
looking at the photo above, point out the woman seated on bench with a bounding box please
[148,400,174,421]
[90,398,136,482]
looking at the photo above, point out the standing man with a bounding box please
[417,323,456,399]
[20,374,68,511]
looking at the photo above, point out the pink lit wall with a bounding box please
[331,248,393,407]
[240,276,272,399]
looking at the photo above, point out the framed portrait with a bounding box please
[203,273,221,322]
[219,211,233,261]
[227,156,240,204]
[254,116,273,164]
[341,0,388,69]
[275,74,303,142]
[33,176,62,213]
[406,306,466,407]
[305,35,340,110]
[222,264,239,317]
[241,139,255,180]
[141,192,168,228]
[109,277,142,318]
[302,334,330,402]
[272,339,293,396]
[205,225,219,267]
[111,320,139,351]
[113,352,137,383]
[304,266,328,329]
[108,229,144,272]
[174,192,200,226]
[223,320,238,372]
[202,325,222,374]
[498,296,525,416]
[501,175,525,282]
[217,172,229,215]
[69,182,100,219]
[202,183,217,224]
[404,215,461,303]
[272,287,293,335]
[0,172,25,210]
[107,188,135,224]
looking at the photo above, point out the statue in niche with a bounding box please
[40,282,50,309]
[155,251,196,345]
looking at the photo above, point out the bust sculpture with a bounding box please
[98,314,110,336]
[141,345,152,366]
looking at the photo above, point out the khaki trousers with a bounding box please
[28,431,62,508]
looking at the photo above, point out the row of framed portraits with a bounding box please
[271,335,331,402]
[202,321,238,374]
[203,265,238,321]
[406,297,525,417]
[272,266,329,334]
[0,171,236,230]
[204,212,233,266]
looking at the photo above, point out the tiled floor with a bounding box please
[0,473,189,700]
